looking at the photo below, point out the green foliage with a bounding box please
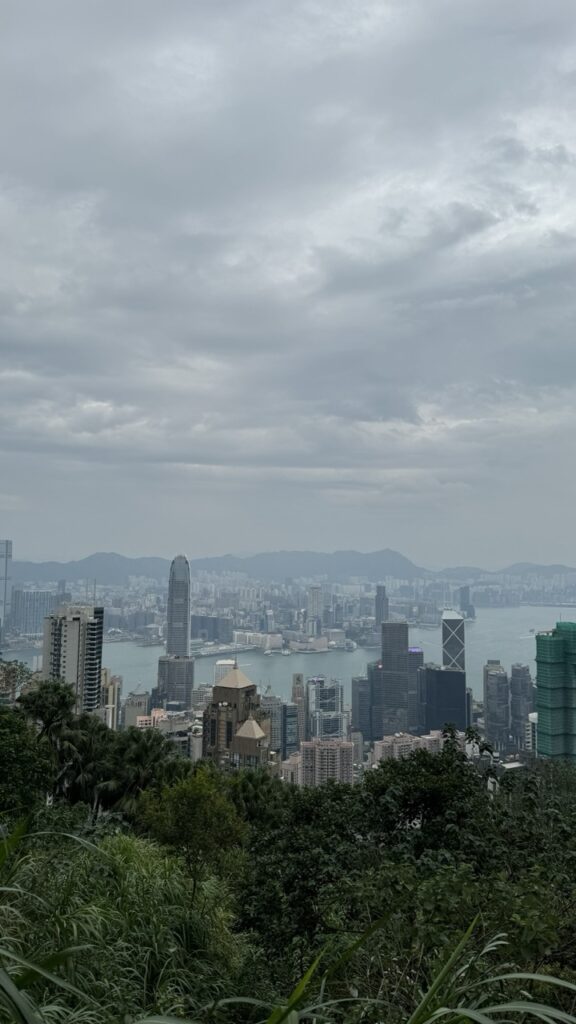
[8,678,576,1022]
[139,767,245,894]
[0,708,53,816]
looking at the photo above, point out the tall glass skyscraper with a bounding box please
[166,554,191,657]
[536,622,576,760]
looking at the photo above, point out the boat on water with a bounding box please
[281,649,291,656]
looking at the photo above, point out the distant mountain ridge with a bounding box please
[11,550,576,585]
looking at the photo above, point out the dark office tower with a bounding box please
[417,664,467,732]
[153,655,195,710]
[166,555,191,657]
[371,621,409,736]
[510,663,533,749]
[352,676,371,740]
[442,611,465,671]
[291,673,307,744]
[375,585,389,626]
[483,661,510,752]
[408,647,424,732]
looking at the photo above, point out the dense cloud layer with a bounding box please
[2,0,576,565]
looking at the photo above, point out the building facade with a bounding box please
[202,666,271,770]
[153,655,195,710]
[417,664,467,732]
[291,672,307,744]
[42,605,104,713]
[166,555,191,657]
[375,584,389,626]
[370,621,410,737]
[536,622,576,759]
[99,669,122,730]
[296,738,354,786]
[351,675,371,741]
[11,589,57,636]
[307,676,348,739]
[442,610,465,671]
[510,663,533,749]
[483,661,510,751]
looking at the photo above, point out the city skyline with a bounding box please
[2,2,576,566]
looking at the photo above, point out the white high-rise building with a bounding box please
[166,555,191,657]
[42,605,104,713]
[298,738,354,786]
[442,610,465,671]
[307,585,323,637]
[0,540,13,643]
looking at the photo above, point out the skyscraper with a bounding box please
[291,672,307,744]
[510,663,533,749]
[375,584,389,625]
[0,541,12,643]
[166,555,191,657]
[298,738,354,786]
[306,586,323,637]
[417,664,467,732]
[371,621,409,737]
[408,647,424,732]
[153,655,195,710]
[442,610,465,671]
[100,669,122,730]
[536,622,576,760]
[307,676,348,739]
[351,675,371,740]
[483,661,510,752]
[11,590,57,636]
[43,605,104,713]
[202,666,271,770]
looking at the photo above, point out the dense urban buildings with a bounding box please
[536,622,576,760]
[166,555,191,657]
[42,605,104,713]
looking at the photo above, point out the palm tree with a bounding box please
[99,728,178,816]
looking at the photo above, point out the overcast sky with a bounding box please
[2,0,576,568]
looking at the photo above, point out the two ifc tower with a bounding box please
[155,555,194,710]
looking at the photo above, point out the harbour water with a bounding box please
[6,606,572,703]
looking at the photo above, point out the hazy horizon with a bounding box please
[11,545,576,574]
[3,1,576,565]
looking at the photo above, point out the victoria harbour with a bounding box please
[8,605,570,703]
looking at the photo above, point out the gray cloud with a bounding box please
[2,0,576,566]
